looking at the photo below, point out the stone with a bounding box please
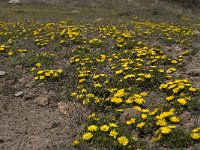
[180,111,191,124]
[8,0,22,5]
[179,111,195,130]
[119,108,141,124]
[71,10,79,14]
[58,101,73,115]
[15,91,24,97]
[19,77,29,85]
[0,71,6,76]
[15,65,22,70]
[95,18,103,22]
[34,95,49,106]
[24,89,38,100]
[19,75,35,88]
[193,30,200,37]
[58,101,84,117]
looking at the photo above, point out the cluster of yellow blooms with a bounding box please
[31,63,63,80]
[160,79,197,105]
[33,68,62,80]
[0,19,199,149]
[68,20,199,148]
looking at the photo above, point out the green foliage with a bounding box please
[160,127,194,148]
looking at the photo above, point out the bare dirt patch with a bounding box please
[0,66,88,150]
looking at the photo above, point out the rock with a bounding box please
[0,71,6,76]
[24,89,38,100]
[58,101,73,115]
[19,75,35,88]
[34,95,49,106]
[58,101,84,117]
[95,18,103,22]
[19,76,29,85]
[119,108,141,124]
[179,111,195,130]
[15,91,24,97]
[25,80,35,88]
[187,69,200,76]
[180,112,191,124]
[71,10,79,14]
[15,65,22,70]
[193,30,200,37]
[8,0,22,5]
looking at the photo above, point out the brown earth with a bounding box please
[0,65,90,150]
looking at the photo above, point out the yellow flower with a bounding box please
[117,136,129,146]
[140,92,148,97]
[34,76,39,80]
[109,130,118,139]
[160,127,171,134]
[73,140,80,146]
[165,96,174,101]
[170,116,180,123]
[87,125,98,132]
[31,67,36,72]
[57,69,63,73]
[156,119,167,126]
[136,122,145,129]
[111,97,123,104]
[192,128,200,133]
[45,72,51,77]
[171,60,177,64]
[36,63,41,67]
[189,87,197,92]
[79,79,85,83]
[39,75,45,80]
[158,69,164,73]
[134,106,142,111]
[159,84,168,89]
[100,125,109,132]
[125,99,133,104]
[191,133,200,140]
[145,74,151,78]
[126,118,136,125]
[124,74,135,79]
[37,70,44,75]
[82,132,93,141]
[149,108,159,116]
[94,83,102,87]
[173,88,179,93]
[53,72,59,77]
[109,123,118,128]
[49,70,54,74]
[114,89,126,97]
[8,51,13,56]
[177,98,187,105]
[141,114,147,119]
[115,70,123,75]
[134,98,145,104]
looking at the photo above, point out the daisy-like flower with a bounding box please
[82,132,93,141]
[117,136,129,146]
[100,125,109,132]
